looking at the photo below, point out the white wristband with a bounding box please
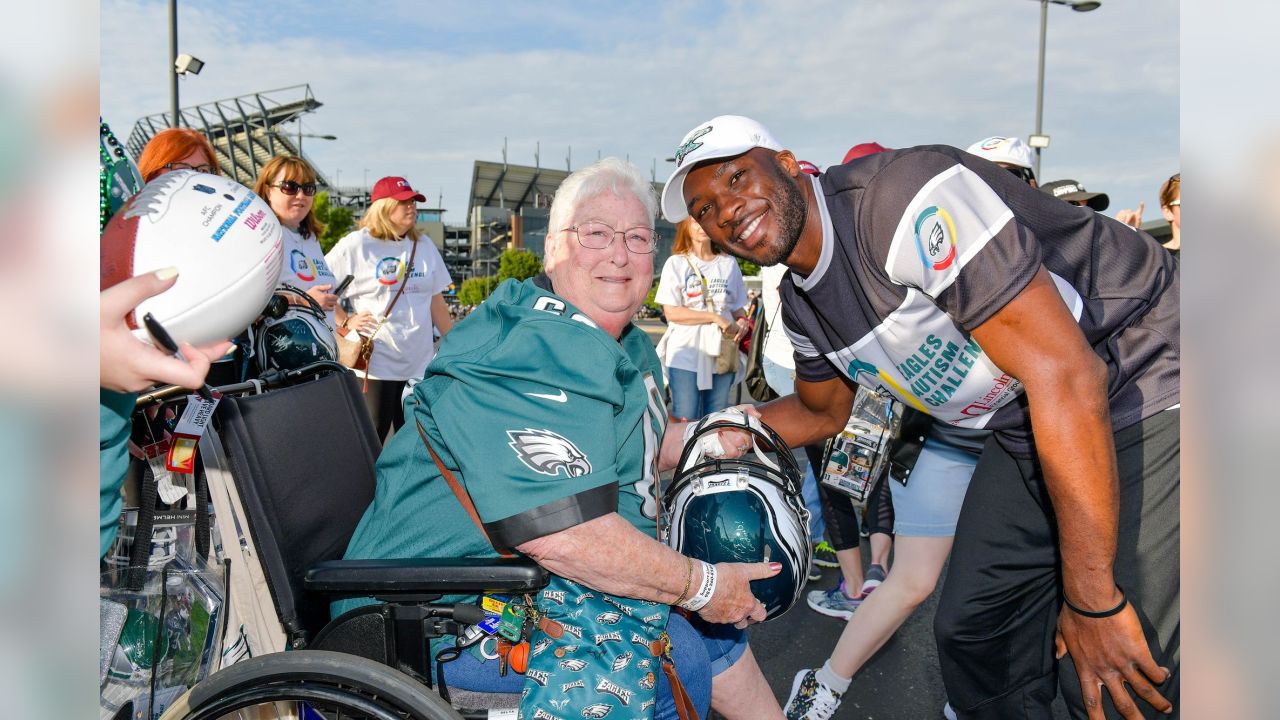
[679,561,717,612]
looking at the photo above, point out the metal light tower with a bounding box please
[1030,0,1101,180]
[168,0,204,128]
[169,0,178,126]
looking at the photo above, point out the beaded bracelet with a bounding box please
[1063,584,1128,619]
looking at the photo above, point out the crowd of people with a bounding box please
[101,116,1179,720]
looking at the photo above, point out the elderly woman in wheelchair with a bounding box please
[332,158,785,720]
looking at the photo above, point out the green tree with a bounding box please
[457,275,499,306]
[497,248,543,283]
[313,191,355,253]
[645,278,661,312]
[735,257,760,277]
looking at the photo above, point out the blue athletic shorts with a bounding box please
[888,437,979,537]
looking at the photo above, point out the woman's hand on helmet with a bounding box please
[696,561,781,627]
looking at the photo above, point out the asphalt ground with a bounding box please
[634,318,1071,719]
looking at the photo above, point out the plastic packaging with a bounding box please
[819,387,901,505]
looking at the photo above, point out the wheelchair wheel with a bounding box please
[159,650,462,720]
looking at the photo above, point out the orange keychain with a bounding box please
[507,641,529,674]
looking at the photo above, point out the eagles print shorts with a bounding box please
[520,575,670,720]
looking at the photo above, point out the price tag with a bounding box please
[166,393,220,473]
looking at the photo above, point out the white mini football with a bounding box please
[101,170,283,347]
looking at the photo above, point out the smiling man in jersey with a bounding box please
[664,116,1179,720]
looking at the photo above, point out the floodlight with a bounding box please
[175,54,204,76]
[1027,134,1051,149]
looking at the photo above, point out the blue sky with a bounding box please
[101,0,1178,225]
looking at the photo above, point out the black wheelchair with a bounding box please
[125,362,548,719]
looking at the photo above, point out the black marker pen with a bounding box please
[142,312,216,401]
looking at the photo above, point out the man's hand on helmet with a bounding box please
[682,405,763,459]
[696,561,782,627]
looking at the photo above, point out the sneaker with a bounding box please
[812,541,839,568]
[785,668,843,720]
[806,580,865,620]
[807,558,823,582]
[859,563,887,596]
[943,701,958,720]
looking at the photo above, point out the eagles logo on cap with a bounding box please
[661,115,784,222]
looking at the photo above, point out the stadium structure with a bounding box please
[124,84,370,209]
[464,159,676,282]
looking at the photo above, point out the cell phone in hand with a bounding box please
[333,274,354,297]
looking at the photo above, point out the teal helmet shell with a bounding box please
[664,411,812,621]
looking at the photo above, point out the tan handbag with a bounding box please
[716,332,738,374]
[335,327,374,370]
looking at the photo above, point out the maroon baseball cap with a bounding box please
[842,142,891,164]
[371,176,426,203]
[797,160,821,176]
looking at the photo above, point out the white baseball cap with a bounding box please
[661,115,782,222]
[965,136,1035,171]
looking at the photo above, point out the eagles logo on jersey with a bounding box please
[507,428,592,478]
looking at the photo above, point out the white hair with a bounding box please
[547,157,657,242]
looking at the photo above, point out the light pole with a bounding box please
[1030,0,1101,181]
[169,0,178,126]
[168,0,204,128]
[294,124,336,153]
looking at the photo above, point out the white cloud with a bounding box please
[101,0,1177,221]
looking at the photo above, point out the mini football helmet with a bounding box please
[663,410,812,621]
[251,284,336,374]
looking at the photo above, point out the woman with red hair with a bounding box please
[135,128,220,183]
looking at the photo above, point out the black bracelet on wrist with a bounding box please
[1063,584,1127,618]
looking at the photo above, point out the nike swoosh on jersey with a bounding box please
[525,390,568,403]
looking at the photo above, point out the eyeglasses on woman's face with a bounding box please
[272,180,318,197]
[562,221,658,254]
[164,161,213,174]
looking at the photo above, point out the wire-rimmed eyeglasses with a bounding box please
[164,161,213,174]
[563,221,658,254]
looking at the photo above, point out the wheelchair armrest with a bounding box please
[304,557,549,599]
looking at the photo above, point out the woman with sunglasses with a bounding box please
[325,176,454,440]
[135,127,220,183]
[253,156,337,324]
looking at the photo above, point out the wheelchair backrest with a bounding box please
[213,368,381,644]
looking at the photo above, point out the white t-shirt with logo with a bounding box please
[325,229,452,381]
[758,262,797,396]
[654,254,747,386]
[277,225,339,328]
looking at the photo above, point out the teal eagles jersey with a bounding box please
[335,276,668,616]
